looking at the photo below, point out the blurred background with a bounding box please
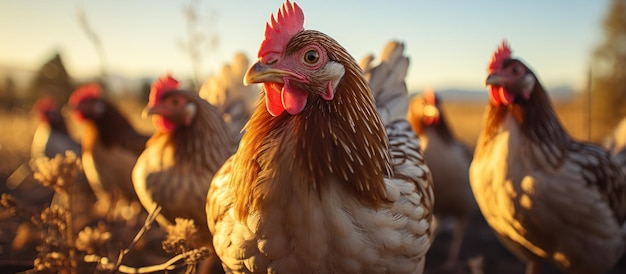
[1,0,624,143]
[1,0,625,273]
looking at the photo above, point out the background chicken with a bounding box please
[132,74,233,273]
[31,97,99,228]
[30,97,81,159]
[8,97,98,251]
[206,1,435,273]
[6,97,83,192]
[405,88,476,269]
[68,83,147,219]
[470,41,626,274]
[7,97,81,194]
[199,52,260,143]
[605,117,626,155]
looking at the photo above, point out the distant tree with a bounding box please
[0,75,17,109]
[177,0,219,90]
[26,53,73,108]
[139,80,152,104]
[590,0,626,141]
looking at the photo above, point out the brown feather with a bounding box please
[77,98,149,155]
[231,30,392,220]
[148,91,235,175]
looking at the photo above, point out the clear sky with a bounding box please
[0,0,609,92]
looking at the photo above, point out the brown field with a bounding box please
[0,96,624,274]
[441,97,591,150]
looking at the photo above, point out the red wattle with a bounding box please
[282,83,307,115]
[264,83,285,116]
[489,86,501,105]
[489,86,514,106]
[500,88,514,105]
[152,115,176,133]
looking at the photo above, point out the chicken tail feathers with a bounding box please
[360,41,410,127]
[615,148,626,182]
[199,52,262,143]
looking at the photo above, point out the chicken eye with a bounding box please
[168,97,180,106]
[512,65,522,75]
[303,50,319,64]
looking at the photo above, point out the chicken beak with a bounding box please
[243,62,294,86]
[485,74,507,86]
[61,105,74,119]
[141,106,157,119]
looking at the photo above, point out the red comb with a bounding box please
[69,83,102,107]
[488,40,512,73]
[423,88,437,105]
[149,74,180,107]
[258,0,305,58]
[34,96,57,113]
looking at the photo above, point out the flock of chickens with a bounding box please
[19,0,626,273]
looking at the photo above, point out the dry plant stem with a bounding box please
[111,205,162,273]
[65,189,76,274]
[85,252,191,273]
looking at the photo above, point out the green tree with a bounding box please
[591,0,626,141]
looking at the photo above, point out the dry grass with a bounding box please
[0,94,615,273]
[0,95,604,185]
[439,96,593,151]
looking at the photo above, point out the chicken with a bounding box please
[31,96,81,159]
[406,88,476,268]
[10,97,99,250]
[469,41,626,274]
[206,1,435,273]
[605,117,626,155]
[69,83,147,218]
[7,97,81,193]
[132,74,233,273]
[199,52,260,143]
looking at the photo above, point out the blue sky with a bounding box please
[0,0,609,92]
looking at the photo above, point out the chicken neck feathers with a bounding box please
[146,93,235,174]
[231,30,392,219]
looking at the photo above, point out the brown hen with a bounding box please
[132,74,233,273]
[206,1,435,273]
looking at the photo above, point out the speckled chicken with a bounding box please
[132,74,233,273]
[470,41,626,274]
[206,1,435,273]
[406,88,476,268]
